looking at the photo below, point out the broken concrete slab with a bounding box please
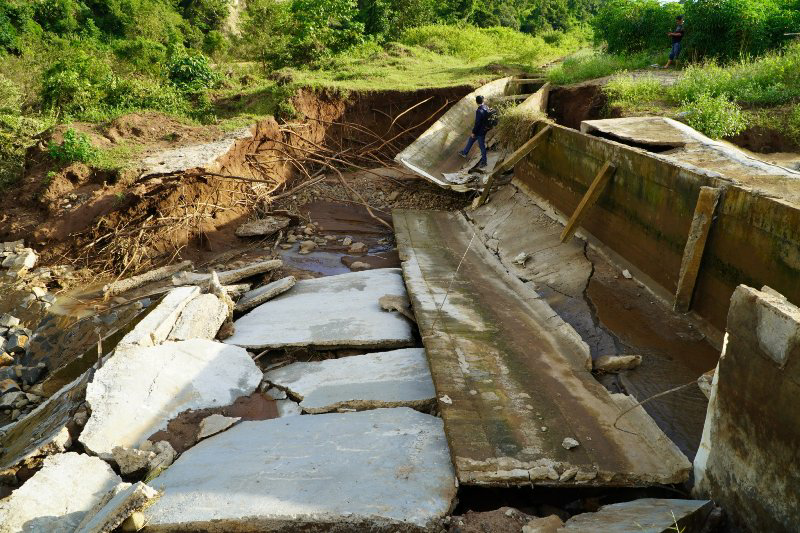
[694,285,800,531]
[0,452,121,533]
[197,413,240,440]
[167,293,228,341]
[234,276,296,313]
[74,481,159,533]
[593,355,642,372]
[225,269,415,350]
[394,209,690,487]
[275,399,301,417]
[118,286,200,347]
[80,339,261,459]
[140,127,252,178]
[560,498,713,532]
[235,216,291,237]
[103,260,193,297]
[171,260,282,287]
[264,348,436,413]
[145,408,456,532]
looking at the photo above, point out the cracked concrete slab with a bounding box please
[394,209,690,487]
[140,128,253,178]
[118,286,200,348]
[167,293,228,341]
[224,269,415,350]
[144,408,456,532]
[264,348,436,413]
[560,498,713,532]
[80,339,261,459]
[74,481,159,533]
[234,276,296,313]
[0,452,121,533]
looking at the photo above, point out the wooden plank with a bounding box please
[559,161,616,243]
[476,124,551,207]
[673,187,722,312]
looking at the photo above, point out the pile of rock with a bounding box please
[0,241,37,278]
[0,313,47,422]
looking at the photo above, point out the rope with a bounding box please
[430,229,477,331]
[613,379,700,435]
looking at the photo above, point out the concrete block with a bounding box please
[118,286,200,347]
[197,414,240,440]
[80,339,261,458]
[234,276,296,312]
[167,293,228,341]
[0,452,121,533]
[75,481,159,533]
[264,348,436,413]
[145,408,456,532]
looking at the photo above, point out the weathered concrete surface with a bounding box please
[560,498,713,532]
[0,370,87,473]
[225,269,415,350]
[593,355,642,372]
[694,285,800,532]
[145,408,456,532]
[167,293,228,341]
[0,452,121,533]
[395,78,510,192]
[264,348,436,413]
[468,184,614,357]
[75,481,159,533]
[118,286,200,347]
[233,276,296,313]
[394,209,690,486]
[197,414,240,440]
[80,339,261,458]
[172,260,282,287]
[140,128,252,178]
[516,120,800,330]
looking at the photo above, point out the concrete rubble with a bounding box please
[166,293,228,341]
[233,275,296,312]
[145,408,457,532]
[0,452,121,532]
[264,348,436,413]
[171,259,282,287]
[74,481,159,533]
[235,215,291,237]
[197,413,240,440]
[593,355,642,372]
[80,339,262,458]
[118,286,200,348]
[560,498,713,532]
[225,269,415,350]
[140,127,252,178]
[694,285,800,531]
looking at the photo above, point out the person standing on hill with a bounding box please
[459,95,489,168]
[663,15,685,68]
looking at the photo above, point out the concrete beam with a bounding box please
[560,161,616,243]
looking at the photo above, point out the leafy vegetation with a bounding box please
[48,128,97,163]
[547,49,660,84]
[681,93,748,139]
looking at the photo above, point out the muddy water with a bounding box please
[585,249,719,460]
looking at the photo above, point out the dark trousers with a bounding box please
[461,134,487,164]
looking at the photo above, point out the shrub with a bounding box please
[41,49,114,116]
[591,0,683,54]
[112,38,168,75]
[787,104,800,143]
[167,53,218,90]
[494,105,547,150]
[48,128,97,163]
[681,93,747,139]
[289,0,365,62]
[105,76,188,115]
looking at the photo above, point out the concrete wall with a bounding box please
[514,123,800,331]
[694,285,800,531]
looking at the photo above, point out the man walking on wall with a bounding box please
[663,15,685,68]
[459,95,489,168]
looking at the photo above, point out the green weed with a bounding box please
[681,93,748,139]
[604,73,664,108]
[48,128,97,164]
[547,50,661,85]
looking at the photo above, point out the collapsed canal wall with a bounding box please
[514,123,800,332]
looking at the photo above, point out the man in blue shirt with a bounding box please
[459,95,489,168]
[663,15,685,69]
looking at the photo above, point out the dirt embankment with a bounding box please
[2,86,469,276]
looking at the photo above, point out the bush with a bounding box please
[494,105,547,150]
[41,49,114,116]
[289,0,365,62]
[592,0,682,55]
[48,128,97,163]
[112,37,168,75]
[167,53,218,90]
[681,93,747,139]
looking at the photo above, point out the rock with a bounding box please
[5,333,28,353]
[167,293,228,341]
[342,236,353,246]
[529,465,559,481]
[559,466,579,482]
[222,283,251,299]
[275,399,302,417]
[16,364,43,385]
[0,452,121,533]
[0,378,19,394]
[234,276,296,313]
[562,437,580,450]
[118,286,200,348]
[0,313,19,328]
[696,368,714,400]
[560,498,713,532]
[522,515,564,533]
[388,190,401,202]
[146,441,176,479]
[80,339,262,459]
[378,294,416,322]
[0,390,25,408]
[225,269,414,350]
[121,511,146,532]
[265,348,436,414]
[197,414,240,441]
[234,216,291,238]
[0,352,12,366]
[286,234,297,243]
[513,252,530,265]
[349,261,371,271]
[348,242,368,254]
[31,286,47,298]
[279,244,293,250]
[622,269,633,279]
[593,355,642,372]
[298,240,317,254]
[112,446,157,476]
[74,481,160,533]
[11,248,37,271]
[264,387,287,400]
[144,408,456,532]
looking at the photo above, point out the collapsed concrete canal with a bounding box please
[0,77,797,532]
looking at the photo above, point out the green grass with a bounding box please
[547,49,665,85]
[603,73,664,108]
